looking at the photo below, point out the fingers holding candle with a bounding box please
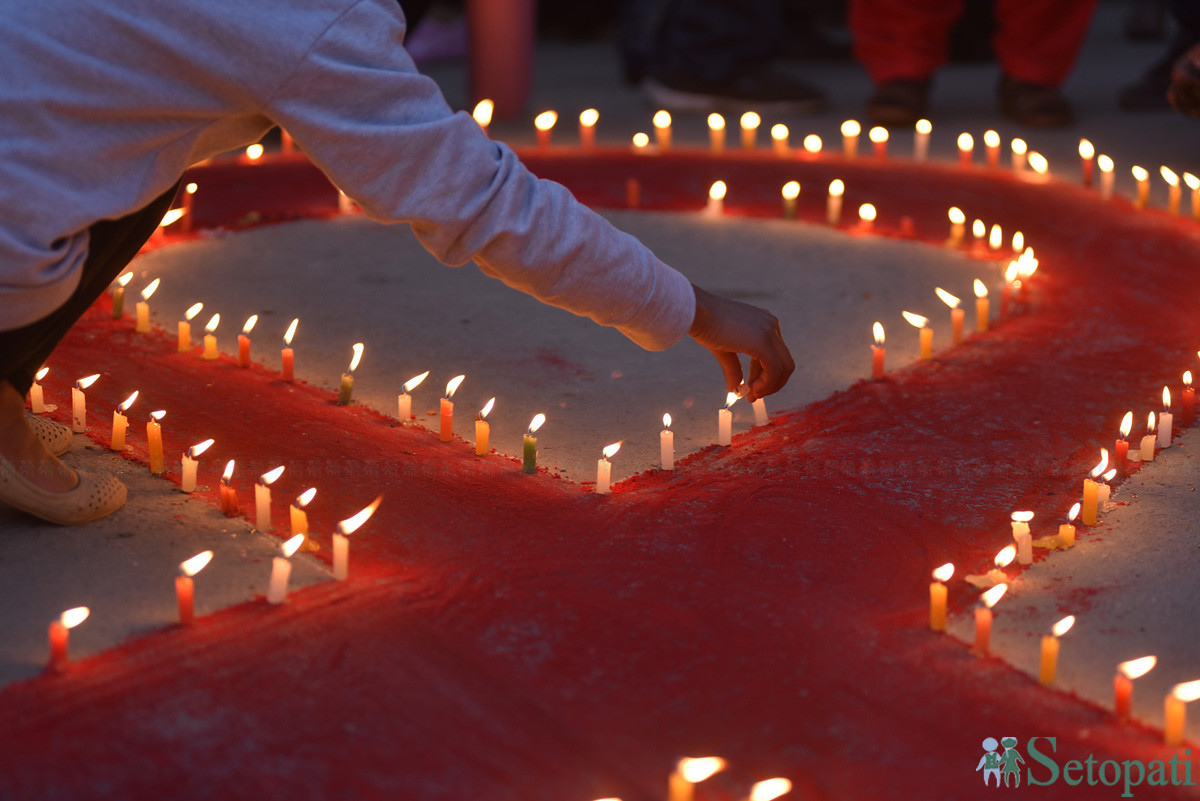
[687,284,794,401]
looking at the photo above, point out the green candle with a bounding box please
[523,413,545,474]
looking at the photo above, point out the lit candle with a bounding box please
[718,391,737,446]
[974,279,989,333]
[156,207,185,241]
[1098,155,1115,200]
[871,322,885,379]
[1000,261,1018,319]
[1028,152,1049,177]
[1186,172,1200,220]
[472,99,493,136]
[1164,679,1200,746]
[1132,166,1150,209]
[181,182,198,234]
[913,119,931,161]
[802,134,822,158]
[988,224,1002,252]
[983,129,1000,169]
[1183,371,1194,427]
[218,459,238,516]
[111,272,133,319]
[135,278,160,334]
[707,113,725,153]
[440,374,465,442]
[935,288,963,344]
[534,110,557,150]
[290,487,317,549]
[255,465,285,533]
[1114,655,1157,720]
[868,125,887,159]
[523,413,545,474]
[957,132,974,166]
[1059,502,1080,548]
[740,112,760,150]
[177,302,203,353]
[780,181,799,219]
[1011,510,1034,565]
[579,108,599,151]
[596,442,620,495]
[244,143,264,163]
[947,207,965,247]
[71,373,100,433]
[826,179,844,226]
[147,410,166,474]
[1097,468,1116,510]
[652,110,671,150]
[973,584,1007,656]
[338,342,364,406]
[337,188,356,215]
[840,119,860,159]
[109,390,138,451]
[1162,166,1181,215]
[201,313,220,360]
[1038,614,1076,685]
[668,757,726,801]
[176,550,212,625]
[475,397,495,456]
[1082,449,1108,525]
[332,495,382,581]
[902,311,932,360]
[970,545,1016,588]
[1078,139,1095,186]
[1012,231,1024,254]
[771,124,790,157]
[237,314,258,368]
[1011,137,1027,171]
[266,534,305,605]
[706,180,726,216]
[1141,412,1157,462]
[858,203,876,232]
[660,413,674,470]
[47,606,89,673]
[747,778,791,801]
[1160,386,1174,448]
[281,317,298,382]
[29,366,51,413]
[752,396,768,426]
[971,218,986,254]
[397,370,429,424]
[929,562,954,631]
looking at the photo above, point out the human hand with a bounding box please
[688,283,794,402]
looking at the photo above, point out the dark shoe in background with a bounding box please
[998,75,1073,127]
[644,65,828,114]
[866,79,930,126]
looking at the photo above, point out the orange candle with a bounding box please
[147,410,166,475]
[935,288,963,344]
[740,112,760,150]
[237,314,258,368]
[902,311,931,359]
[871,323,885,379]
[181,182,198,233]
[440,374,465,442]
[47,606,89,673]
[1115,411,1132,473]
[1038,615,1075,685]
[110,390,138,451]
[771,124,790,157]
[1078,139,1095,186]
[1114,656,1156,720]
[840,120,860,159]
[178,302,203,353]
[868,126,887,159]
[929,563,953,631]
[281,318,298,382]
[534,110,556,150]
[579,108,598,151]
[290,487,317,542]
[707,114,726,154]
[652,110,671,150]
[218,460,238,516]
[983,130,1000,169]
[1132,166,1150,209]
[973,584,1006,655]
[974,279,989,333]
[176,550,213,626]
[135,278,160,334]
[475,397,495,456]
[957,132,974,166]
[201,313,220,360]
[1165,680,1200,746]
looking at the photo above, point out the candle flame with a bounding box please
[245,143,264,161]
[1068,502,1081,522]
[828,179,844,197]
[117,272,134,288]
[296,487,317,508]
[222,459,235,482]
[186,182,198,195]
[1120,411,1133,439]
[1052,615,1075,637]
[707,113,725,132]
[1011,138,1027,155]
[725,391,739,409]
[1102,468,1116,482]
[579,108,599,127]
[653,110,671,129]
[444,374,465,398]
[858,203,876,222]
[771,123,789,143]
[1078,139,1094,159]
[180,550,213,577]
[1098,154,1114,173]
[840,119,860,137]
[284,317,299,345]
[934,287,960,309]
[118,390,139,413]
[280,533,305,558]
[1174,679,1200,703]
[141,278,161,301]
[1186,370,1193,387]
[1091,448,1109,478]
[527,413,546,434]
[740,111,761,130]
[983,129,1000,148]
[948,206,965,225]
[480,397,495,418]
[1012,231,1024,252]
[915,119,932,135]
[534,111,557,132]
[802,134,821,154]
[602,442,621,460]
[205,313,220,333]
[932,562,954,582]
[1148,411,1156,433]
[981,583,1007,608]
[957,132,973,151]
[404,371,430,392]
[1004,261,1019,284]
[1119,656,1157,680]
[631,132,650,149]
[260,465,285,486]
[1132,165,1148,182]
[973,279,988,298]
[781,181,800,201]
[900,311,928,329]
[971,219,985,238]
[60,606,89,629]
[663,412,672,429]
[1028,152,1048,174]
[749,778,791,801]
[1011,510,1034,523]
[346,342,364,373]
[1161,165,1179,186]
[988,224,1002,250]
[1187,173,1200,191]
[472,99,494,127]
[159,209,185,228]
[184,302,204,322]
[873,321,885,346]
[188,438,214,458]
[149,409,166,422]
[677,757,726,783]
[1163,386,1172,409]
[995,545,1016,568]
[338,495,383,535]
[35,366,49,381]
[75,373,100,390]
[242,314,258,335]
[708,181,727,202]
[868,126,887,144]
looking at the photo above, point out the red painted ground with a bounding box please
[1,150,1198,800]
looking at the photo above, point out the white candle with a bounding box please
[706,181,726,216]
[739,112,760,150]
[1011,138,1027,171]
[840,120,860,159]
[718,392,737,446]
[1141,412,1157,461]
[653,110,671,150]
[770,124,790,157]
[180,438,214,493]
[29,368,48,413]
[266,534,305,604]
[70,374,100,433]
[707,113,725,153]
[397,370,429,424]
[333,495,382,581]
[1011,511,1034,565]
[255,465,285,532]
[596,442,620,495]
[1097,469,1115,507]
[826,179,844,226]
[135,278,160,334]
[753,397,768,426]
[1159,386,1173,448]
[913,119,931,161]
[1098,155,1115,200]
[660,413,674,470]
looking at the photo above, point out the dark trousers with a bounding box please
[650,0,783,86]
[0,181,180,395]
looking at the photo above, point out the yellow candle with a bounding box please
[653,110,671,150]
[135,278,160,334]
[578,108,598,151]
[935,288,963,344]
[147,410,166,474]
[1141,412,1157,461]
[929,563,953,631]
[771,124,790,157]
[110,391,138,451]
[475,397,495,456]
[1164,680,1200,746]
[71,374,99,433]
[1186,172,1200,220]
[178,302,203,353]
[440,374,465,442]
[902,312,931,359]
[201,313,220,360]
[338,343,364,406]
[1038,615,1075,685]
[1162,166,1181,215]
[973,279,989,333]
[707,113,725,153]
[739,111,760,150]
[290,487,316,538]
[1132,166,1150,209]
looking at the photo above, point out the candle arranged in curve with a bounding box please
[1114,655,1156,721]
[718,392,737,446]
[630,133,649,157]
[661,413,674,470]
[266,534,305,604]
[1011,137,1027,171]
[1081,449,1108,526]
[237,314,258,368]
[771,123,790,157]
[71,373,100,433]
[1078,139,1095,186]
[439,374,466,442]
[868,125,887,159]
[706,180,726,216]
[947,207,966,247]
[596,442,620,495]
[179,438,213,493]
[871,322,885,379]
[1159,386,1174,448]
[707,113,725,153]
[1059,502,1081,548]
[1183,371,1195,427]
[472,99,493,136]
[802,134,821,157]
[966,545,1016,589]
[201,313,220,360]
[1141,412,1157,462]
[1027,151,1049,176]
[397,370,429,424]
[913,119,931,161]
[180,182,198,233]
[1132,165,1150,209]
[935,288,964,344]
[1187,172,1200,220]
[747,778,792,801]
[780,181,799,220]
[219,459,238,516]
[668,757,726,801]
[929,562,954,631]
[176,550,213,625]
[901,311,932,360]
[858,203,876,232]
[740,112,760,150]
[988,224,1003,252]
[1098,154,1115,200]
[332,495,383,581]
[255,465,285,532]
[1162,166,1181,215]
[290,487,317,543]
[1164,679,1200,746]
[974,279,989,333]
[475,397,495,456]
[135,278,160,333]
[1096,469,1116,509]
[111,272,133,319]
[840,119,860,159]
[110,390,138,451]
[48,606,89,673]
[281,317,298,382]
[178,302,203,353]
[29,366,51,414]
[1116,411,1133,473]
[533,110,557,150]
[973,584,1007,656]
[826,179,844,226]
[1011,511,1034,565]
[338,342,364,406]
[652,110,671,150]
[957,132,974,166]
[578,108,598,151]
[146,410,166,474]
[983,130,1000,168]
[971,218,986,253]
[1038,614,1076,685]
[523,413,545,474]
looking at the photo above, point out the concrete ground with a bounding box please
[3,0,1200,740]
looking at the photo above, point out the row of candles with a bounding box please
[927,365,1199,745]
